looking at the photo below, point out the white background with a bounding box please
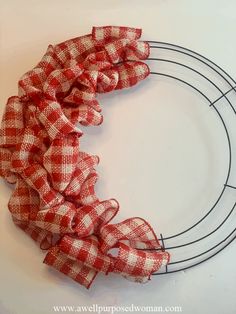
[1,1,236,314]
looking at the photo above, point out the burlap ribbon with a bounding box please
[0,26,170,288]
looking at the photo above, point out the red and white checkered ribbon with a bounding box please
[0,26,170,288]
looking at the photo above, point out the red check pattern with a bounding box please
[0,26,170,288]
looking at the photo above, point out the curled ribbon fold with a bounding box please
[0,26,170,288]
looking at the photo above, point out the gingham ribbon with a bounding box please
[0,26,170,288]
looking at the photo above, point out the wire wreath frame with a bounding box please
[1,27,236,287]
[144,41,236,275]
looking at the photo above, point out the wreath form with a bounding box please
[146,41,236,275]
[1,27,236,288]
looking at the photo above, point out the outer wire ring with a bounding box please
[143,41,236,274]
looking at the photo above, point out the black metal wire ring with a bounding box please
[143,41,236,274]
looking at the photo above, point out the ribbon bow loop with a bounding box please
[92,26,142,43]
[99,217,162,253]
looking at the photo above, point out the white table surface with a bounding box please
[1,1,236,314]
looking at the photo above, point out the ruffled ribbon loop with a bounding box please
[44,216,169,288]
